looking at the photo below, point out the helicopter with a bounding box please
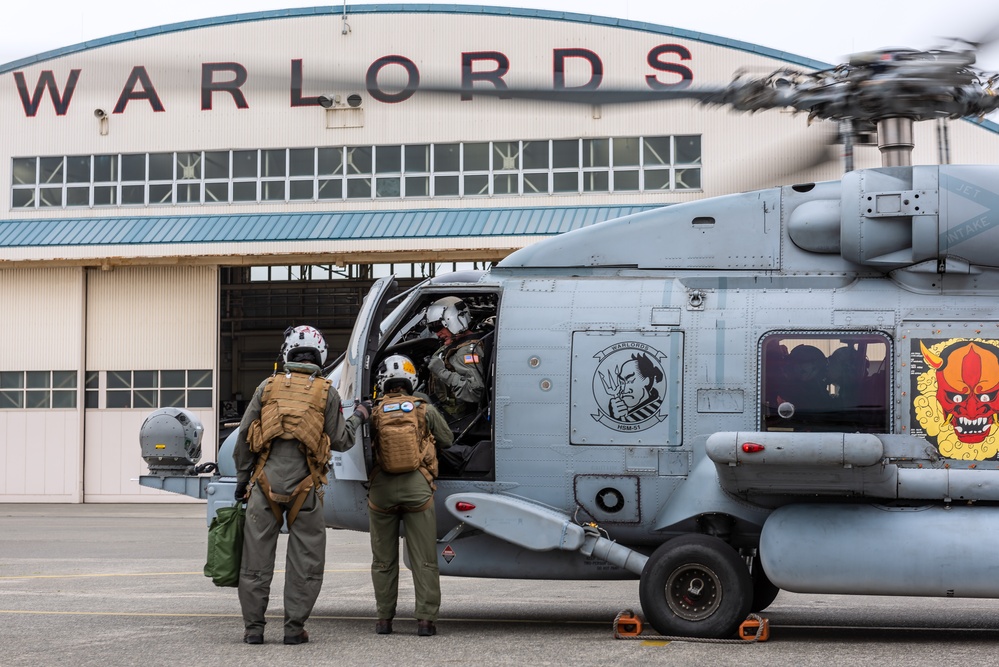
[140,38,999,639]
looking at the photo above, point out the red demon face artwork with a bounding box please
[919,340,999,449]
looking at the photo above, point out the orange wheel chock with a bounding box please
[615,611,644,637]
[738,616,770,641]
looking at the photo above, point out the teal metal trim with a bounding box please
[0,204,660,248]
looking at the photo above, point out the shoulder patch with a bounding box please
[464,354,480,364]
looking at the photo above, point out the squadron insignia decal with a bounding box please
[591,341,668,432]
[912,338,999,460]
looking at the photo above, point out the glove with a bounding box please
[427,354,446,376]
[353,399,373,421]
[234,481,248,502]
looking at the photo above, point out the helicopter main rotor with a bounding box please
[412,44,999,168]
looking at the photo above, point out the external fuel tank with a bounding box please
[760,503,999,597]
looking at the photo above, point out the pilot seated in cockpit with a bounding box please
[424,296,487,432]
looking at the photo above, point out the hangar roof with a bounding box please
[0,4,829,73]
[0,204,658,248]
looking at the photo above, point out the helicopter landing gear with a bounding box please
[638,534,752,638]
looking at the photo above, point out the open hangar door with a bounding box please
[217,262,431,445]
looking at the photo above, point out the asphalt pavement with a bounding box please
[3,503,999,667]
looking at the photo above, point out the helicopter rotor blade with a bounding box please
[406,83,732,106]
[722,122,842,191]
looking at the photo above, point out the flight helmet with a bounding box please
[281,325,328,366]
[426,296,471,336]
[376,354,419,394]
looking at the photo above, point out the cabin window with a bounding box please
[761,332,891,433]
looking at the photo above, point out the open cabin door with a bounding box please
[330,276,397,481]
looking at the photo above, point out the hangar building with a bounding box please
[2,4,998,502]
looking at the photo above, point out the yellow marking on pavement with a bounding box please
[0,611,377,621]
[0,567,367,581]
[0,609,611,626]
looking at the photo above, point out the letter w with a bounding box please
[14,70,81,116]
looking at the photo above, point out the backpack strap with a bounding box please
[252,470,284,525]
[251,469,316,528]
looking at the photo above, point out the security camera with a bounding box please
[94,108,107,119]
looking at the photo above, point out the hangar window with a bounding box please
[176,152,202,204]
[249,261,492,283]
[464,142,491,197]
[404,144,430,197]
[102,369,213,410]
[9,134,701,209]
[0,371,77,409]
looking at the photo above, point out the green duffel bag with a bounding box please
[204,504,245,587]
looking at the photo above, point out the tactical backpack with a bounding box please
[371,393,437,479]
[245,371,331,526]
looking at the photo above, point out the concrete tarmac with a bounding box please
[3,503,999,667]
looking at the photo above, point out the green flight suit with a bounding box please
[429,335,486,424]
[367,391,453,622]
[233,361,359,638]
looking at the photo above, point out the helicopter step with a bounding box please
[443,492,649,575]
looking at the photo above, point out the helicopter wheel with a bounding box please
[750,555,780,612]
[638,534,752,638]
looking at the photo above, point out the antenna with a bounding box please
[342,0,351,35]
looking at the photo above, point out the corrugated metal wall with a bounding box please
[86,266,217,368]
[0,267,84,501]
[83,266,217,502]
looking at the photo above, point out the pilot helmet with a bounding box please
[426,296,471,336]
[376,354,419,394]
[281,325,328,366]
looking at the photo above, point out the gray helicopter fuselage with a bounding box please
[323,164,999,592]
[144,164,999,601]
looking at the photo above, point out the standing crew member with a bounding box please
[233,325,367,645]
[425,296,486,428]
[367,354,454,637]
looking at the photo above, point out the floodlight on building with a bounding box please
[318,94,339,108]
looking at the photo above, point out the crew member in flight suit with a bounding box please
[367,354,453,637]
[425,296,486,429]
[233,325,367,646]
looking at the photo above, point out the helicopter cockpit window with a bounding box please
[373,291,499,480]
[761,332,891,433]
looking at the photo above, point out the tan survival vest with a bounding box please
[246,370,331,526]
[371,392,437,484]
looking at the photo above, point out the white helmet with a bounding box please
[281,325,328,366]
[426,296,471,336]
[376,354,419,394]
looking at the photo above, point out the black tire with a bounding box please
[750,556,780,612]
[639,534,753,638]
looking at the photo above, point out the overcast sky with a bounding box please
[3,0,999,70]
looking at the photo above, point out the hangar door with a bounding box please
[84,266,218,502]
[0,268,85,502]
